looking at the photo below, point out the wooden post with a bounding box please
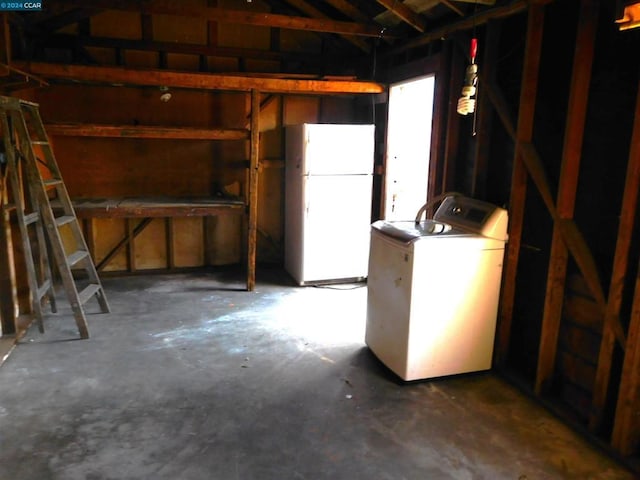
[0,196,18,336]
[246,89,260,291]
[495,4,545,366]
[535,0,598,395]
[598,80,640,436]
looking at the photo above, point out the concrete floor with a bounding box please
[0,268,634,480]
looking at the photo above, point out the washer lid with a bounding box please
[371,220,466,243]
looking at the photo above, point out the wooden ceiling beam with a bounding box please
[55,0,391,38]
[375,0,427,32]
[16,62,385,94]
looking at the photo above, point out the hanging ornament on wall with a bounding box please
[457,37,478,117]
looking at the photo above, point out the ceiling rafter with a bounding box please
[382,0,544,57]
[375,0,428,32]
[441,0,465,16]
[325,0,394,45]
[279,0,373,52]
[324,0,371,23]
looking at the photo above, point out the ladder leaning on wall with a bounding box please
[0,96,109,339]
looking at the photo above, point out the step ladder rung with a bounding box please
[78,283,101,305]
[2,202,16,212]
[43,179,63,188]
[67,250,89,266]
[55,215,75,227]
[24,212,40,225]
[19,99,39,108]
[31,140,50,145]
[36,279,52,301]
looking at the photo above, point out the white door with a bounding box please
[384,76,436,221]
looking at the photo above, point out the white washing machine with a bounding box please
[365,195,509,381]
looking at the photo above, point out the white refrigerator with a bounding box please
[284,123,375,285]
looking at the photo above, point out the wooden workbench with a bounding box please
[71,196,245,218]
[69,196,251,288]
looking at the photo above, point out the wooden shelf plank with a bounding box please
[45,123,249,140]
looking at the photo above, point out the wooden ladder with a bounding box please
[0,96,109,339]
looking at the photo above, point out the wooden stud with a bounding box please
[597,80,640,436]
[2,13,11,67]
[166,218,174,269]
[441,39,465,193]
[427,49,447,204]
[141,14,153,42]
[247,89,260,291]
[494,4,544,367]
[483,80,627,359]
[126,218,135,273]
[84,218,96,261]
[97,218,152,272]
[612,260,640,455]
[471,19,501,199]
[535,0,598,396]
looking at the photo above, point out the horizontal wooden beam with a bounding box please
[46,123,249,140]
[17,62,385,94]
[56,0,390,38]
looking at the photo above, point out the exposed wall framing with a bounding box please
[460,1,638,466]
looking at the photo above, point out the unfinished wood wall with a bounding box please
[387,0,639,468]
[21,1,357,273]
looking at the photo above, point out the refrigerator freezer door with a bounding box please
[303,124,374,175]
[300,174,373,283]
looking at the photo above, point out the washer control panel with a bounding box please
[434,196,508,240]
